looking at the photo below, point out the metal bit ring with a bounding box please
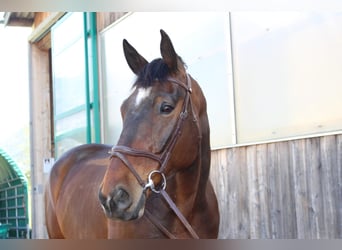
[144,170,166,193]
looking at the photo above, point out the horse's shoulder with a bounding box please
[48,143,111,202]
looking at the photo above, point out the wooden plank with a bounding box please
[28,12,65,43]
[35,31,51,51]
[337,135,342,238]
[256,144,271,238]
[337,134,342,238]
[278,140,297,238]
[320,136,338,238]
[305,137,323,238]
[246,145,260,238]
[210,149,230,238]
[289,139,310,238]
[267,142,280,238]
[33,12,52,28]
[96,12,127,32]
[236,147,249,238]
[267,142,290,238]
[29,43,53,238]
[226,147,241,238]
[212,146,249,238]
[210,134,341,239]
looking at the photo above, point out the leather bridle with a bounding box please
[108,74,201,239]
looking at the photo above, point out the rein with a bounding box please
[108,74,201,239]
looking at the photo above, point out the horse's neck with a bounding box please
[169,120,211,214]
[193,104,211,188]
[145,99,212,236]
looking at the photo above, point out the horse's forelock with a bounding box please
[134,57,186,88]
[134,59,168,88]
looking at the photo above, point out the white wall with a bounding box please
[100,12,342,149]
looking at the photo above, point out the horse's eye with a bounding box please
[160,103,174,114]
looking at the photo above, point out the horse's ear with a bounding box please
[123,39,148,75]
[160,29,178,71]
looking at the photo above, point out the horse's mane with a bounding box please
[134,57,186,88]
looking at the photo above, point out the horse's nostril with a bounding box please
[98,187,133,219]
[98,188,107,207]
[111,187,132,210]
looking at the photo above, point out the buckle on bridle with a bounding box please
[143,170,167,193]
[180,110,188,119]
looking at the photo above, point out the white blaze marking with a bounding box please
[135,87,152,107]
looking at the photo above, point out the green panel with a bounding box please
[18,219,26,227]
[17,208,24,217]
[8,229,17,238]
[52,12,101,158]
[7,189,15,197]
[9,179,22,186]
[17,186,25,195]
[7,199,15,207]
[0,224,10,238]
[17,197,24,206]
[8,209,16,217]
[0,149,29,238]
[0,200,5,208]
[0,210,6,217]
[8,219,16,226]
[52,13,89,158]
[18,229,26,238]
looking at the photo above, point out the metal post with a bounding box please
[89,12,101,143]
[83,12,92,143]
[83,12,101,143]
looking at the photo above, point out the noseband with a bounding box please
[108,74,201,239]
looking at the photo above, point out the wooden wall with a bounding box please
[96,12,127,32]
[210,134,342,239]
[29,43,53,239]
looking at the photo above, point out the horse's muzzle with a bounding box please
[98,186,145,221]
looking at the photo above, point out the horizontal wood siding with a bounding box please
[210,134,342,238]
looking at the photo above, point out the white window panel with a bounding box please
[231,12,342,143]
[100,12,234,148]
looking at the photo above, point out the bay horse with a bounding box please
[45,30,219,239]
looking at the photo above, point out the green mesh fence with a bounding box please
[0,148,29,238]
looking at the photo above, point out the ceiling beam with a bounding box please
[28,12,65,43]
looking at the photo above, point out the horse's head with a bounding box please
[98,30,209,221]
